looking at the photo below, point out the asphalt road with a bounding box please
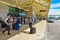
[46,20,60,40]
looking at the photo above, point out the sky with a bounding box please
[48,0,60,15]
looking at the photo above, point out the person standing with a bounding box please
[2,14,11,35]
[0,17,2,31]
[25,18,28,25]
[9,16,14,30]
[12,18,17,30]
[21,17,23,24]
[23,17,25,24]
[28,16,33,33]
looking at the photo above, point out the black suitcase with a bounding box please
[30,27,36,34]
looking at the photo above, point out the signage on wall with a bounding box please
[40,10,47,12]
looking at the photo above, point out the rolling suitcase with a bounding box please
[30,27,36,34]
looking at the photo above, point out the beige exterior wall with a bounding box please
[0,4,8,20]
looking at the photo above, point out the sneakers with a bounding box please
[2,31,11,35]
[8,33,11,35]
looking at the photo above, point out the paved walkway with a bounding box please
[8,20,47,40]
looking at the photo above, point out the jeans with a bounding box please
[29,23,32,33]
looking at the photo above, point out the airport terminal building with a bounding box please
[0,0,51,20]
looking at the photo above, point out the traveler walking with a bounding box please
[2,14,11,35]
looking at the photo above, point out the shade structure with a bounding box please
[0,0,51,17]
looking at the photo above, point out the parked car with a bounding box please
[47,17,54,23]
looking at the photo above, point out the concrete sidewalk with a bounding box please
[8,20,47,40]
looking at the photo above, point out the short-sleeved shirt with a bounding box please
[5,18,10,25]
[28,18,32,23]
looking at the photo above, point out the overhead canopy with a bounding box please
[0,0,51,16]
